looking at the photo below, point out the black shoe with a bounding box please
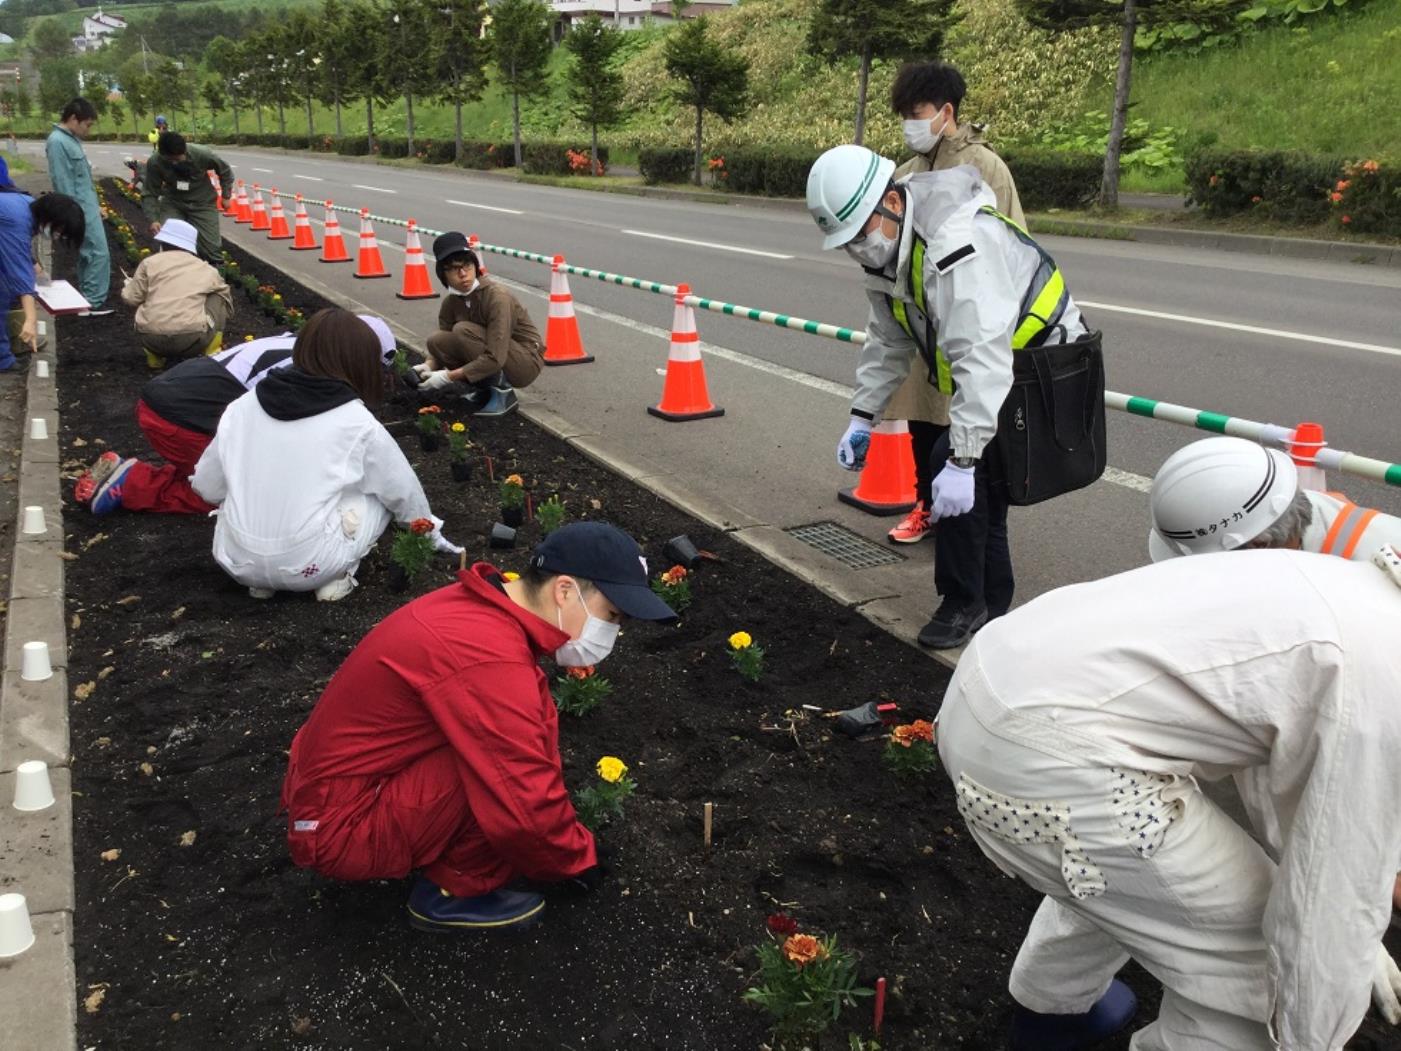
[917,602,988,649]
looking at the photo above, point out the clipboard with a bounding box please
[35,279,92,316]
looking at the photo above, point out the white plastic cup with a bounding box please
[29,417,47,441]
[21,506,45,535]
[0,894,35,958]
[35,360,50,379]
[12,761,54,812]
[20,641,52,683]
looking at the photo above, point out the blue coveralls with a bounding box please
[0,191,36,370]
[45,123,109,309]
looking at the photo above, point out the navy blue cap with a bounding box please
[530,522,677,622]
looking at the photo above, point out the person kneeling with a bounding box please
[192,308,460,602]
[120,218,232,369]
[281,522,678,931]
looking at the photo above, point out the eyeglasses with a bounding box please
[443,261,475,274]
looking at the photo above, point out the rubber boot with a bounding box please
[1008,979,1138,1051]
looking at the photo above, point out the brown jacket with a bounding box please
[886,124,1025,425]
[121,250,232,336]
[437,277,543,384]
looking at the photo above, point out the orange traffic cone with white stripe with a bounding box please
[648,285,722,421]
[224,180,240,218]
[320,202,351,263]
[395,219,436,300]
[266,191,292,240]
[468,234,487,274]
[234,183,252,224]
[290,195,318,250]
[1289,420,1328,492]
[837,420,918,516]
[353,209,390,280]
[250,187,270,232]
[543,255,593,366]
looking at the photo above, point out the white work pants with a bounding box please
[213,493,392,593]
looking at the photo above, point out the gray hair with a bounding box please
[1251,487,1313,548]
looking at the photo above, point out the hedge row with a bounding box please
[999,149,1102,211]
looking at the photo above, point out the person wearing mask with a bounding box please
[884,60,1026,546]
[74,315,392,517]
[44,97,110,315]
[415,231,543,418]
[0,184,85,372]
[806,144,1091,649]
[281,522,678,931]
[119,217,233,369]
[937,549,1401,1050]
[142,131,234,263]
[187,308,460,602]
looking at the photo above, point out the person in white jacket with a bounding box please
[192,308,461,602]
[937,549,1401,1051]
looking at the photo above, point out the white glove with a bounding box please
[412,361,434,378]
[836,417,872,471]
[432,531,465,556]
[1372,944,1401,1025]
[930,461,976,519]
[419,369,453,392]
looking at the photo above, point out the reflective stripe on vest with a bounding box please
[887,207,1068,395]
[1319,499,1381,559]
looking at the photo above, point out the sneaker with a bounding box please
[89,458,137,516]
[474,385,518,418]
[314,575,357,603]
[248,587,276,600]
[916,601,989,650]
[888,501,932,544]
[1008,979,1138,1051]
[406,876,544,933]
[74,451,121,505]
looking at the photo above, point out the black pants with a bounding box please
[929,430,1013,618]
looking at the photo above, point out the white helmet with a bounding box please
[806,144,896,250]
[1148,437,1299,561]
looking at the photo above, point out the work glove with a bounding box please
[431,530,464,557]
[1372,944,1401,1026]
[419,369,454,392]
[931,461,976,519]
[836,417,873,472]
[411,361,435,378]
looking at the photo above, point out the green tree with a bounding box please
[316,0,357,138]
[490,0,553,168]
[16,83,33,121]
[151,59,189,127]
[382,0,438,156]
[203,36,243,135]
[432,0,489,163]
[564,14,624,174]
[284,9,322,138]
[30,18,74,63]
[37,59,79,117]
[201,77,224,135]
[1016,0,1245,207]
[806,0,958,146]
[123,71,152,137]
[343,0,389,151]
[664,17,749,186]
[107,98,125,130]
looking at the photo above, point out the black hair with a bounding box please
[158,131,188,157]
[521,564,595,597]
[293,308,386,407]
[31,193,85,248]
[435,249,481,287]
[60,97,98,123]
[890,61,967,119]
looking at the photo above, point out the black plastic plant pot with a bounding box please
[833,701,885,738]
[501,505,524,528]
[451,460,473,482]
[401,368,423,389]
[488,522,517,549]
[387,563,410,593]
[419,433,441,453]
[664,534,701,570]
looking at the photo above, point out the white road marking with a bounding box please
[622,229,793,260]
[447,199,523,216]
[251,167,274,173]
[294,174,323,182]
[1078,300,1401,358]
[352,183,396,194]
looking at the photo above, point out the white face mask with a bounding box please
[449,279,478,297]
[554,587,619,667]
[903,115,947,156]
[844,225,898,270]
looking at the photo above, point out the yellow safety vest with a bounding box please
[888,206,1069,395]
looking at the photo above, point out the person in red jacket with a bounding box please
[281,521,677,931]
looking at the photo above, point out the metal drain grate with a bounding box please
[785,521,905,569]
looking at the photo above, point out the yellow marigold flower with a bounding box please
[501,571,520,582]
[503,473,524,487]
[451,422,466,433]
[782,933,827,967]
[243,334,254,342]
[728,631,752,650]
[596,756,627,783]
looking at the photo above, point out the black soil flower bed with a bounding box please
[51,184,1398,1050]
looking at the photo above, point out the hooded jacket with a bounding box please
[437,275,543,384]
[140,334,294,435]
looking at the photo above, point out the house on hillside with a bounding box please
[539,0,736,37]
[0,33,14,46]
[79,8,127,50]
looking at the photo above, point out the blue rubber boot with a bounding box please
[1008,979,1138,1051]
[474,383,518,418]
[406,876,544,933]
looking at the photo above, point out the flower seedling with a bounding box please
[883,720,939,779]
[651,564,692,612]
[391,348,410,378]
[573,755,635,831]
[536,494,566,534]
[499,473,526,510]
[553,665,613,717]
[728,630,765,682]
[743,918,872,1048]
[390,518,436,581]
[416,405,444,438]
[447,421,471,462]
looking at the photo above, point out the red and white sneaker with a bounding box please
[888,501,932,544]
[73,451,121,505]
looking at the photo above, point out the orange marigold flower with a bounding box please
[566,665,595,679]
[1330,192,1343,203]
[891,720,935,748]
[418,405,442,415]
[503,473,524,487]
[1362,160,1380,173]
[782,933,827,967]
[661,565,687,584]
[1336,180,1350,191]
[409,518,435,535]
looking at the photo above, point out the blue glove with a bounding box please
[931,461,976,519]
[837,418,873,471]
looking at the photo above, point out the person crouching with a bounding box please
[120,217,232,369]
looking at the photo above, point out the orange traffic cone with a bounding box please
[250,187,270,232]
[544,255,592,365]
[266,191,292,239]
[320,202,351,263]
[353,209,390,280]
[290,195,318,250]
[234,183,252,224]
[1289,420,1328,492]
[648,285,723,422]
[395,219,437,300]
[224,181,240,217]
[468,234,487,274]
[837,420,918,516]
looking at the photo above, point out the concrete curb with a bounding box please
[0,310,77,1049]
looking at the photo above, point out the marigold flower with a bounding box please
[567,665,596,679]
[1342,215,1352,224]
[409,518,435,535]
[782,933,827,967]
[661,565,687,584]
[1362,160,1380,173]
[503,473,524,487]
[1336,180,1350,191]
[418,405,441,415]
[1330,192,1343,203]
[767,913,799,936]
[728,631,752,650]
[596,756,627,783]
[892,720,936,748]
[451,422,466,433]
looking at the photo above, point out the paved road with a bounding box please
[34,141,1401,651]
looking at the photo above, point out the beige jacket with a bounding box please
[121,251,232,336]
[885,123,1025,425]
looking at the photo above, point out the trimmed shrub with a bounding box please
[718,147,818,197]
[376,137,410,159]
[1000,149,1101,211]
[1184,147,1343,225]
[419,139,456,165]
[1328,158,1401,236]
[763,148,817,197]
[336,137,372,156]
[639,147,693,185]
[521,142,610,175]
